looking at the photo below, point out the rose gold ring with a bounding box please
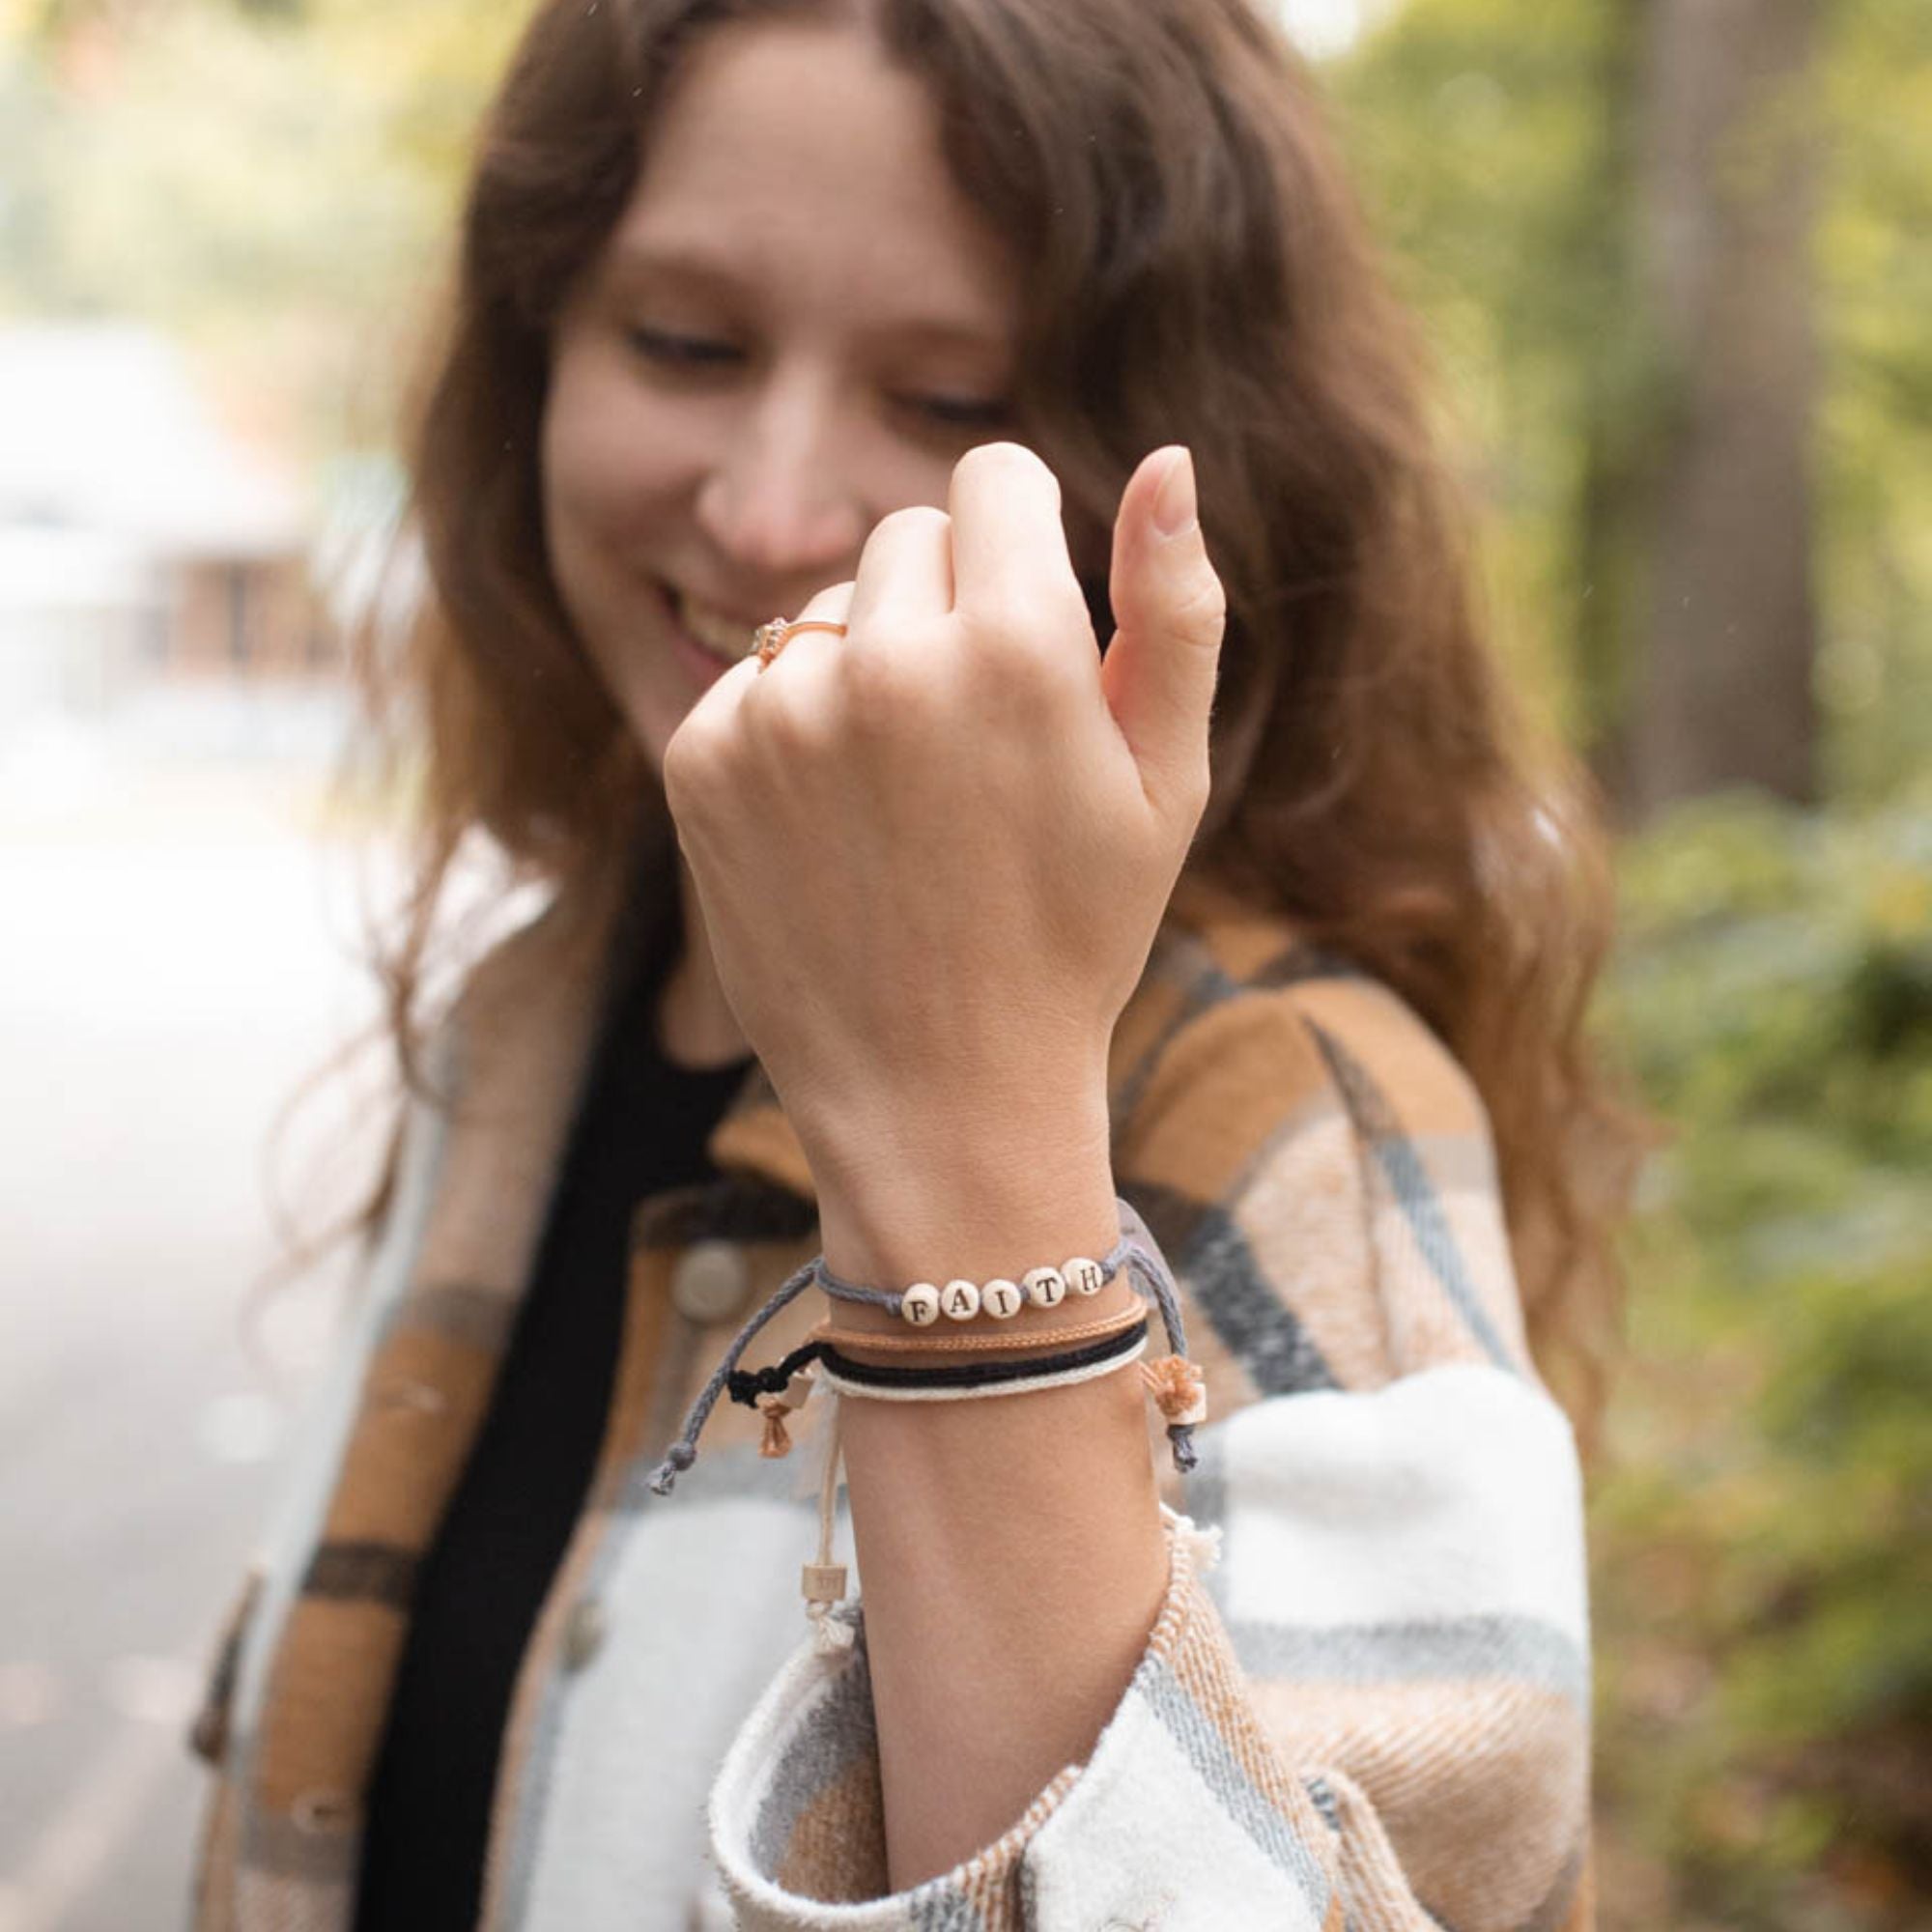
[753,616,848,672]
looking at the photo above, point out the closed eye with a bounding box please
[627,326,1009,433]
[904,392,1010,430]
[626,326,743,368]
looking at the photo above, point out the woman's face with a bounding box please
[542,16,1022,774]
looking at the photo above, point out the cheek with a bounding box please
[543,366,654,566]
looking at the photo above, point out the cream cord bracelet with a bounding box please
[813,1317,1151,1401]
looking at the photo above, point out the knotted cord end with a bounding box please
[646,1440,697,1495]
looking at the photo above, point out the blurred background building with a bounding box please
[0,0,1925,1928]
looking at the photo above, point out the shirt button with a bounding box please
[670,1240,750,1323]
[562,1596,607,1671]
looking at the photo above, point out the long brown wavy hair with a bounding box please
[270,0,1650,1463]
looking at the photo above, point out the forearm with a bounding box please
[813,1127,1169,1892]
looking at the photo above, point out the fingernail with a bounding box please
[1151,446,1197,537]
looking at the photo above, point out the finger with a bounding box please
[759,579,856,675]
[946,441,1083,628]
[794,580,855,628]
[718,581,853,710]
[1100,445,1226,814]
[846,504,953,640]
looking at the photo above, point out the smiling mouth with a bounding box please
[669,584,761,662]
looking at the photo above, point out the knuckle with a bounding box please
[873,503,950,546]
[756,687,837,762]
[839,644,921,732]
[1172,572,1228,646]
[953,439,1047,491]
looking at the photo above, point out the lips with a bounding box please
[668,584,761,663]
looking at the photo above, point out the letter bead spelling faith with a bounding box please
[982,1278,1024,1320]
[1023,1264,1067,1308]
[901,1282,942,1326]
[1065,1257,1107,1297]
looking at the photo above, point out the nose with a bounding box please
[693,365,868,590]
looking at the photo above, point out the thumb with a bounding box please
[1100,445,1227,817]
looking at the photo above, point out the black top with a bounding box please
[352,871,754,1932]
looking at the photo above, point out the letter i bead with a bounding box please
[981,1279,1023,1320]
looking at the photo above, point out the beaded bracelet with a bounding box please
[812,1237,1127,1326]
[644,1194,1201,1494]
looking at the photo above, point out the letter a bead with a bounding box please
[1065,1257,1106,1297]
[982,1279,1023,1320]
[1023,1265,1066,1309]
[900,1283,941,1326]
[942,1279,982,1321]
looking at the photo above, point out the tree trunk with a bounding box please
[1623,0,1823,819]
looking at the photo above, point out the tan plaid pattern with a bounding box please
[188,866,1595,1931]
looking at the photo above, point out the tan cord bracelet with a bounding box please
[809,1300,1147,1357]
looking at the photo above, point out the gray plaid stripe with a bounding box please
[748,1642,880,1879]
[1231,1613,1591,1711]
[300,1539,416,1606]
[1141,1659,1332,1919]
[1305,1020,1519,1373]
[1130,1187,1338,1397]
[394,1280,517,1351]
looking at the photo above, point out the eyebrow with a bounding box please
[599,238,1011,355]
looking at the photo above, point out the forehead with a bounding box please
[600,17,1016,347]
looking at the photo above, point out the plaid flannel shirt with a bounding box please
[187,864,1595,1932]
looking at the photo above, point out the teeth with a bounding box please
[673,587,758,661]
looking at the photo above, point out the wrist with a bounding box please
[810,1135,1120,1323]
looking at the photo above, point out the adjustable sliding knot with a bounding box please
[726,1340,825,1410]
[727,1362,793,1406]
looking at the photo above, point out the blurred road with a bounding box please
[0,717,403,1932]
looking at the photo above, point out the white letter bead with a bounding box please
[1065,1257,1107,1297]
[942,1279,982,1321]
[900,1282,941,1326]
[1023,1265,1066,1308]
[982,1279,1023,1320]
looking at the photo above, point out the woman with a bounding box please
[189,0,1641,1926]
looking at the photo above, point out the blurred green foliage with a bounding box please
[1330,5,1932,1921]
[1594,794,1932,1926]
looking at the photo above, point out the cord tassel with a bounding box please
[804,1395,853,1652]
[754,1365,819,1459]
[1142,1353,1208,1427]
